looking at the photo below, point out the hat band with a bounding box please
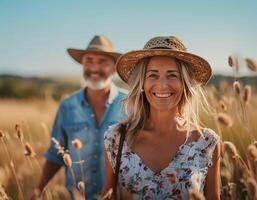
[147,47,174,50]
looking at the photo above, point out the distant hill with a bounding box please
[0,74,80,100]
[0,74,256,100]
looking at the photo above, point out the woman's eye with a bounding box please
[168,74,178,79]
[148,74,158,78]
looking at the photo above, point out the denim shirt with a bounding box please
[44,83,126,199]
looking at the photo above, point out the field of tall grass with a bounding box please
[0,58,257,200]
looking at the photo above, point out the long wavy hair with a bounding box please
[118,56,212,147]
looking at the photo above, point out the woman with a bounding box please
[101,36,221,200]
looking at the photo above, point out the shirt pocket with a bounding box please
[63,122,90,145]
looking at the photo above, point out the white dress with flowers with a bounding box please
[104,125,220,200]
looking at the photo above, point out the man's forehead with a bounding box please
[83,53,113,61]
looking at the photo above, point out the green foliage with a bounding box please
[0,75,80,100]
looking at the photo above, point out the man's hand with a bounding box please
[30,160,62,200]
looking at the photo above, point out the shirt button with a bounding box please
[91,113,94,118]
[95,129,99,133]
[94,142,99,146]
[94,155,99,159]
[93,182,97,186]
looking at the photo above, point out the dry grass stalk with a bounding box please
[0,130,5,138]
[217,113,233,127]
[9,161,25,200]
[228,55,236,67]
[245,58,257,71]
[188,188,205,200]
[227,182,236,199]
[63,153,72,167]
[72,138,83,150]
[233,81,241,95]
[77,181,85,195]
[15,124,24,142]
[63,153,77,188]
[0,185,9,200]
[243,85,252,103]
[246,177,257,200]
[247,144,257,161]
[51,137,66,156]
[254,141,257,148]
[223,141,239,159]
[24,142,36,157]
[14,123,20,132]
[219,100,227,111]
[72,138,85,183]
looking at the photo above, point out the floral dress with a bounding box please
[104,125,220,200]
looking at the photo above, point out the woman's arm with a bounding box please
[99,150,114,199]
[204,141,221,200]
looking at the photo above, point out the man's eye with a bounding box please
[85,60,92,64]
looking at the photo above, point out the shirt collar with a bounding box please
[80,82,119,106]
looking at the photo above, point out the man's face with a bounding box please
[81,53,115,90]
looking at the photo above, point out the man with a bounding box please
[33,35,125,200]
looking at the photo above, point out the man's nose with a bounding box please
[84,62,100,71]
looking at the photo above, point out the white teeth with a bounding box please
[154,93,172,98]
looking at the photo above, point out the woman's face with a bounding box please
[143,56,183,112]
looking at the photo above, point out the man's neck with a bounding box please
[85,85,111,107]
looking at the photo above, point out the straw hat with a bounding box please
[67,35,121,64]
[116,36,212,85]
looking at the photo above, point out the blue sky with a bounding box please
[0,0,257,77]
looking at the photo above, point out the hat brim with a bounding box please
[116,49,212,85]
[67,48,122,64]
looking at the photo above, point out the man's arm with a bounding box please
[38,160,62,192]
[30,160,62,199]
[31,103,66,199]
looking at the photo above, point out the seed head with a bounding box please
[243,85,252,103]
[245,58,257,71]
[233,81,241,95]
[72,139,82,150]
[223,141,239,159]
[24,142,36,157]
[219,100,227,111]
[217,113,233,127]
[63,153,72,167]
[228,55,236,67]
[247,144,257,161]
[0,130,5,138]
[77,181,85,194]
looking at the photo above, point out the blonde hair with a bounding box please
[118,56,212,146]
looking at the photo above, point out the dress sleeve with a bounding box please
[104,124,121,171]
[202,128,221,167]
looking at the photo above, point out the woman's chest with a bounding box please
[118,146,209,197]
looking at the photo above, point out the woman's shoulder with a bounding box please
[201,128,220,146]
[104,124,120,138]
[104,123,123,171]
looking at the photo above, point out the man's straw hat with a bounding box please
[67,35,121,63]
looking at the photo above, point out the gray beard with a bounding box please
[81,77,112,90]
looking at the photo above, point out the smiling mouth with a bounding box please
[153,92,173,98]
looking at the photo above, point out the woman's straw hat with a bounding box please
[116,36,212,85]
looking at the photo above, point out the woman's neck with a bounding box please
[146,107,179,136]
